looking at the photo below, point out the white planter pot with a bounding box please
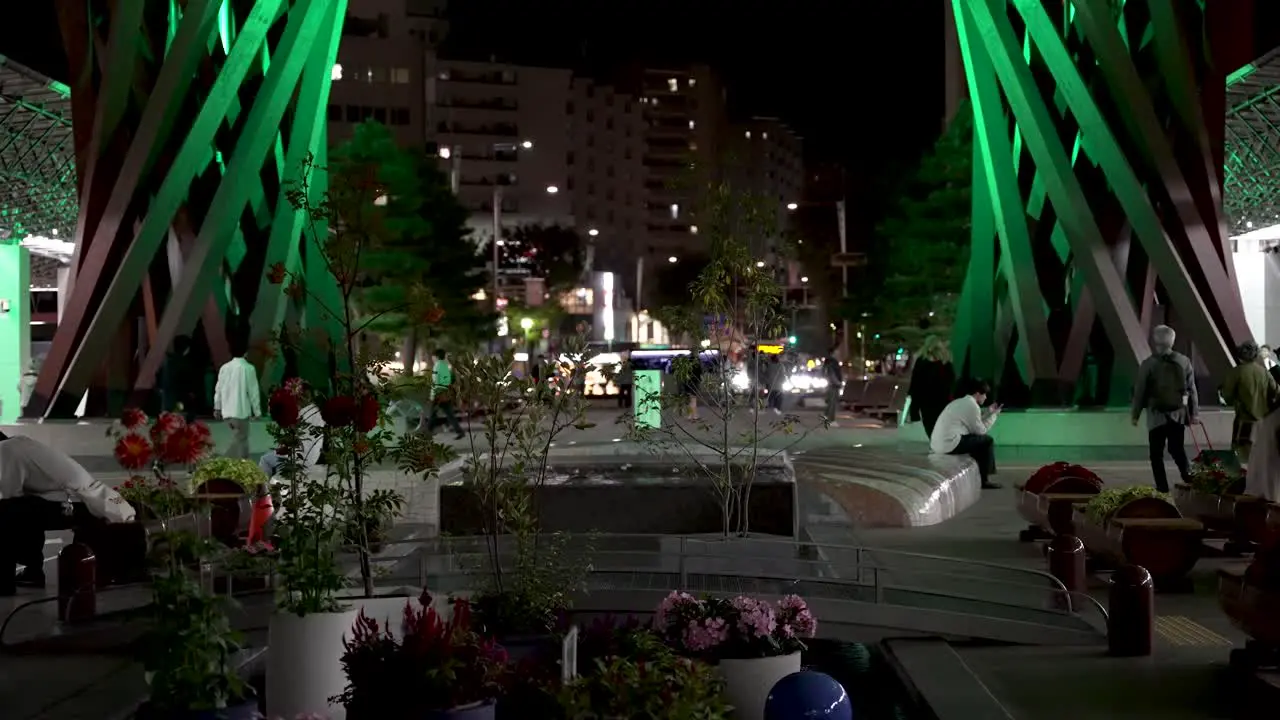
[267,609,359,720]
[266,595,419,720]
[717,651,802,720]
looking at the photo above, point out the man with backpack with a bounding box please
[1130,324,1198,492]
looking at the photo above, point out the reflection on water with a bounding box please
[804,640,922,719]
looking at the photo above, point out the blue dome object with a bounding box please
[765,670,853,720]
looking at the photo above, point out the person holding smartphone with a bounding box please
[929,378,1002,489]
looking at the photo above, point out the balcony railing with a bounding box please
[439,69,517,85]
[461,150,518,162]
[460,174,516,187]
[438,97,519,111]
[438,122,518,137]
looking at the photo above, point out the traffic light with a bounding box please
[873,333,880,340]
[788,335,798,345]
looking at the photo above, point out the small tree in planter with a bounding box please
[108,411,257,718]
[448,341,597,638]
[260,149,456,716]
[627,181,824,537]
[655,591,817,720]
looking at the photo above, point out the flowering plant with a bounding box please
[107,410,253,713]
[655,592,817,659]
[1188,452,1245,496]
[334,598,509,715]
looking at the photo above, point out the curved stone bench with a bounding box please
[796,448,980,528]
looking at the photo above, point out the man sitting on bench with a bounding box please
[930,378,1003,490]
[0,431,137,595]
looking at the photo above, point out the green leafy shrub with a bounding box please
[1084,485,1170,524]
[191,457,269,491]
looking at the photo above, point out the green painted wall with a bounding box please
[0,245,30,422]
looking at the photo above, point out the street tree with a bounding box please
[328,121,489,365]
[864,104,973,350]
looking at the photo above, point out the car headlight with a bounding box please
[812,377,828,389]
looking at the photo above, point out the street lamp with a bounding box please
[667,256,678,263]
[520,317,534,331]
[800,276,809,283]
[755,261,765,268]
[521,140,534,149]
[546,185,559,194]
[588,228,599,237]
[437,147,451,159]
[786,202,799,210]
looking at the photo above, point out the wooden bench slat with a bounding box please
[1111,517,1203,530]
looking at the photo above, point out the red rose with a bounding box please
[269,387,301,428]
[355,395,380,433]
[321,395,357,427]
[267,262,287,284]
[114,433,153,470]
[120,408,147,430]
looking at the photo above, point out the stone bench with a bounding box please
[797,448,980,528]
[1013,463,1104,541]
[1072,497,1204,591]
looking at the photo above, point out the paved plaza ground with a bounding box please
[0,407,1267,719]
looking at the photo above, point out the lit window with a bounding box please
[690,225,699,234]
[744,130,751,139]
[668,78,679,92]
[365,68,373,82]
[391,68,410,84]
[688,120,695,129]
[332,63,343,81]
[688,78,697,87]
[670,203,679,219]
[762,132,768,140]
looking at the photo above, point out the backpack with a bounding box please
[1149,355,1186,413]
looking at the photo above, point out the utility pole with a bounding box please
[836,200,850,360]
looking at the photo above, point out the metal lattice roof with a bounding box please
[1225,48,1280,234]
[0,53,76,285]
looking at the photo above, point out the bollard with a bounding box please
[1107,564,1154,657]
[1047,535,1087,611]
[57,542,97,624]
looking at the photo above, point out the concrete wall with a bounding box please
[439,481,796,537]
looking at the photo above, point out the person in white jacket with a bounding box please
[214,343,262,459]
[929,378,1002,489]
[0,432,137,594]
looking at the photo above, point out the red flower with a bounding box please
[149,411,187,444]
[120,408,147,430]
[269,387,301,428]
[160,425,210,466]
[355,395,380,433]
[267,262,287,285]
[321,395,357,427]
[424,306,445,324]
[114,433,153,470]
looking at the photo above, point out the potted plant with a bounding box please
[109,410,258,719]
[449,345,596,649]
[559,620,730,720]
[334,597,509,719]
[263,146,454,719]
[192,457,270,493]
[1084,485,1171,525]
[655,591,817,720]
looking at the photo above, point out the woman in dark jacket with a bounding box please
[908,336,956,439]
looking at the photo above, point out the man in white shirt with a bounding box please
[214,342,262,459]
[0,432,137,594]
[929,378,1002,489]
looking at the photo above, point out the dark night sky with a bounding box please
[0,1,946,194]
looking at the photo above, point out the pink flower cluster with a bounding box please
[776,594,818,639]
[655,591,817,657]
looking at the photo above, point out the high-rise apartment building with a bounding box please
[630,65,730,261]
[328,0,447,147]
[726,116,804,255]
[433,59,574,238]
[567,79,647,274]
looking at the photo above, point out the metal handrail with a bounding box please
[415,533,1074,592]
[408,537,1110,628]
